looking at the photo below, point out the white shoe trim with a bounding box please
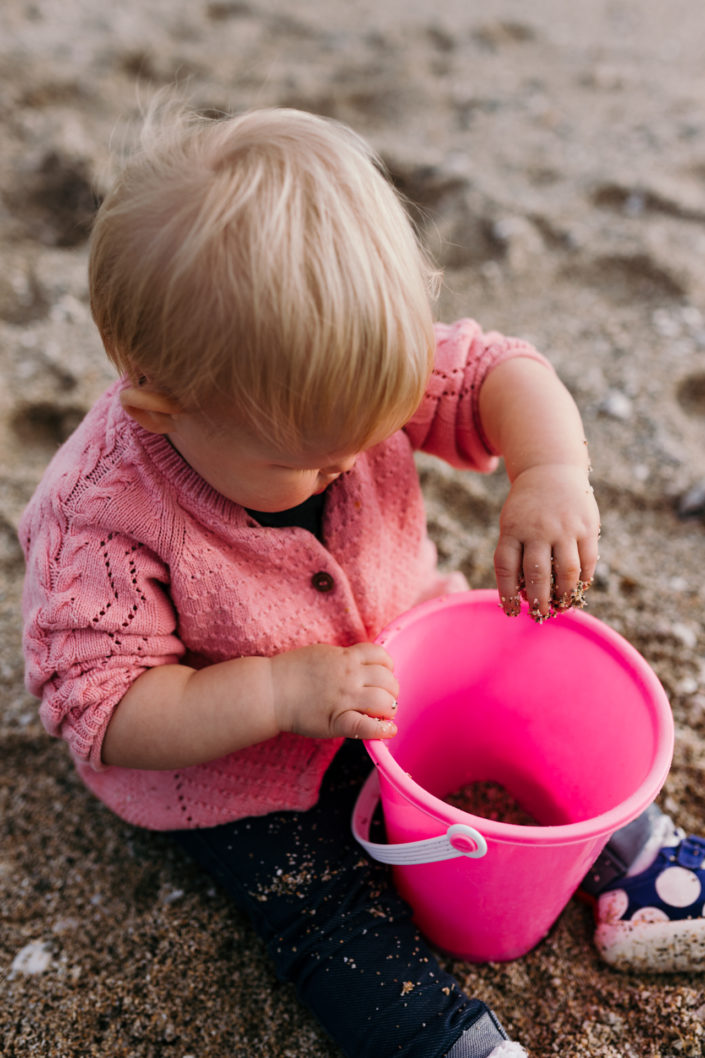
[595,917,705,972]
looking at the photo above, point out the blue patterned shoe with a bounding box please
[591,828,705,972]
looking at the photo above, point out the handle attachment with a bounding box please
[352,768,488,866]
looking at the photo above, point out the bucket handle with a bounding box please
[352,768,488,865]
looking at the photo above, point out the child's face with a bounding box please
[168,413,361,512]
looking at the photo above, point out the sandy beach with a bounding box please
[2,1,705,1055]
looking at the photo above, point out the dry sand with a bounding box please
[2,1,705,1055]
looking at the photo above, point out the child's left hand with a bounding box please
[494,462,600,620]
[478,357,601,622]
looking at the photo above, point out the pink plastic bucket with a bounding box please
[352,590,674,962]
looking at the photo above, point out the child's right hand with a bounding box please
[268,642,399,741]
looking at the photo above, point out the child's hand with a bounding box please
[494,463,600,620]
[269,642,399,740]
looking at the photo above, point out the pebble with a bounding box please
[11,940,53,976]
[670,622,699,650]
[598,389,633,420]
[490,215,544,271]
[161,887,185,904]
[678,480,705,519]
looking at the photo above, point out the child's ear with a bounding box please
[119,386,182,435]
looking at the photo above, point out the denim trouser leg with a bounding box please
[173,740,501,1058]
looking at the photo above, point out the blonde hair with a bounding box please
[89,98,440,451]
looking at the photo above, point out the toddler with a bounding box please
[19,101,703,1058]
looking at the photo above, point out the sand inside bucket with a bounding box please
[444,780,539,827]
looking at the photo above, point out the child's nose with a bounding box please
[323,455,356,475]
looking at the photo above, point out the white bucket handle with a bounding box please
[352,768,488,866]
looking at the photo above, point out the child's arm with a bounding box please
[478,357,600,618]
[101,641,399,769]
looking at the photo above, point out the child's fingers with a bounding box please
[551,541,582,607]
[350,684,398,726]
[521,542,553,617]
[578,531,599,586]
[494,535,524,614]
[335,710,398,741]
[354,641,396,670]
[363,664,399,701]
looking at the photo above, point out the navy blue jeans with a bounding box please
[173,740,497,1058]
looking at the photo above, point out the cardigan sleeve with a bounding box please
[404,318,554,470]
[20,505,184,771]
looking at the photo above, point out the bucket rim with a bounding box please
[367,589,675,848]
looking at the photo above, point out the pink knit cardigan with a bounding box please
[20,319,549,830]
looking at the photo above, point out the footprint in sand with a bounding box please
[675,372,705,518]
[11,149,99,248]
[565,251,686,305]
[205,1,252,18]
[384,160,498,268]
[11,401,86,451]
[676,371,705,418]
[592,178,705,224]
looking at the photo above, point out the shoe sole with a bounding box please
[595,918,705,973]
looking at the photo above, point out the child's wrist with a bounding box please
[509,460,591,485]
[265,653,295,736]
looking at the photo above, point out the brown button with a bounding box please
[311,571,334,593]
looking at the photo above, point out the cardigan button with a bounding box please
[311,571,334,593]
